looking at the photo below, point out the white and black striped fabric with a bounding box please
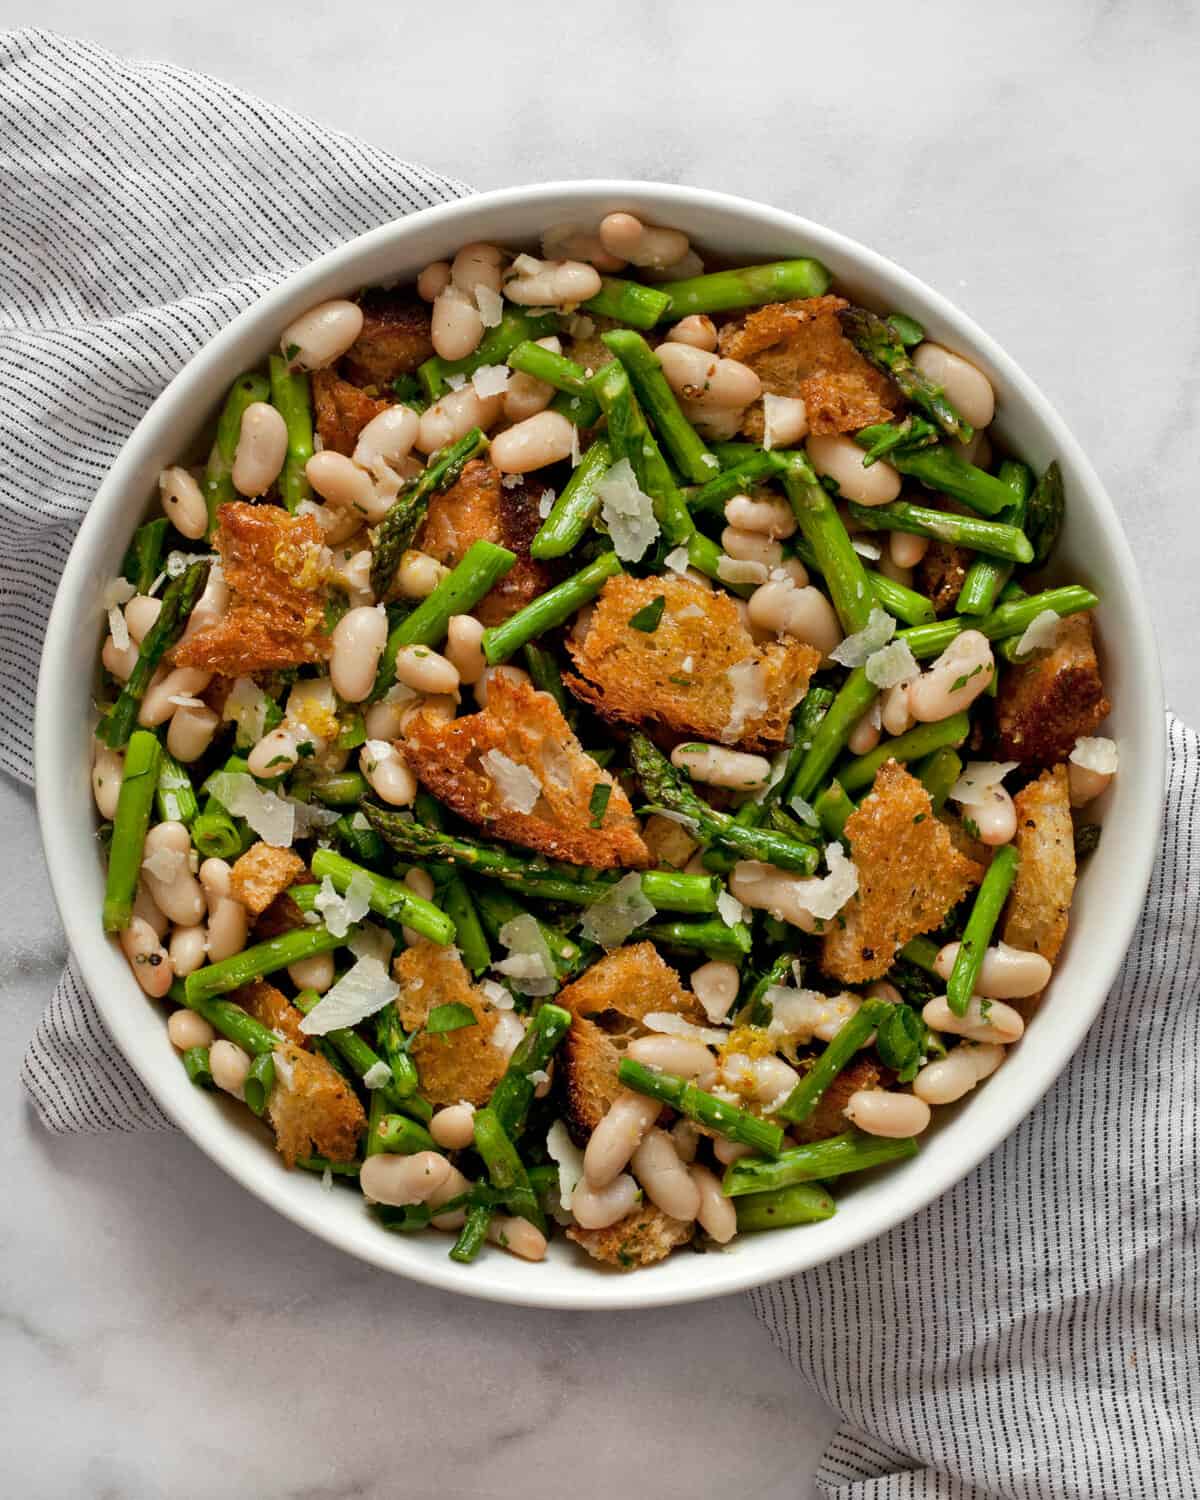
[8,30,1197,1497]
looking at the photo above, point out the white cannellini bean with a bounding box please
[167,703,220,763]
[353,405,420,476]
[913,1043,1005,1105]
[490,410,576,474]
[504,335,561,422]
[168,925,208,978]
[306,451,388,523]
[631,1128,701,1220]
[972,784,1017,845]
[954,429,992,468]
[923,994,1025,1044]
[288,952,335,994]
[361,740,416,806]
[473,664,530,707]
[167,1007,215,1050]
[102,633,139,681]
[762,393,810,448]
[428,1164,474,1231]
[126,594,164,644]
[487,1216,548,1261]
[363,695,412,741]
[360,1151,452,1207]
[747,580,842,661]
[157,466,208,540]
[665,314,718,351]
[721,1052,800,1105]
[431,284,484,361]
[393,644,460,696]
[721,526,783,567]
[729,861,823,934]
[416,261,452,302]
[400,693,458,731]
[626,1034,718,1087]
[210,1039,252,1098]
[327,546,375,608]
[881,681,915,737]
[1069,762,1113,807]
[138,667,213,729]
[246,725,301,780]
[119,915,174,997]
[713,1136,753,1165]
[913,343,995,429]
[847,710,882,755]
[656,341,761,409]
[806,433,901,506]
[908,630,995,722]
[395,549,450,600]
[671,741,771,792]
[401,867,437,947]
[890,530,930,569]
[583,1090,661,1188]
[232,401,289,497]
[504,258,602,307]
[844,1089,931,1137]
[571,1172,641,1230]
[679,400,744,441]
[416,387,504,454]
[451,241,504,298]
[643,248,704,282]
[330,605,388,703]
[671,1119,701,1163]
[724,493,796,539]
[204,903,247,966]
[541,222,626,271]
[92,742,123,819]
[280,299,364,370]
[430,1103,477,1150]
[691,1163,738,1243]
[865,980,904,1006]
[141,821,205,926]
[934,941,1051,999]
[134,880,170,939]
[199,857,232,911]
[690,959,740,1025]
[875,553,913,588]
[304,500,365,548]
[445,613,487,685]
[598,212,690,270]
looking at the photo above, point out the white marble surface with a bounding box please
[3,2,1198,1495]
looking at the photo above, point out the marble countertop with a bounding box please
[5,2,1197,1494]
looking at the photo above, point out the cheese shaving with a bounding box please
[716,890,745,928]
[766,986,861,1046]
[580,872,655,949]
[141,845,185,884]
[101,577,137,612]
[362,1060,393,1090]
[445,372,467,391]
[223,676,271,744]
[761,393,792,452]
[478,977,514,1010]
[299,956,399,1035]
[1013,608,1061,659]
[205,771,295,848]
[349,922,395,966]
[597,458,659,561]
[494,914,557,996]
[545,1119,584,1220]
[865,637,920,689]
[1070,736,1119,774]
[723,660,768,741]
[717,556,769,586]
[950,760,1019,807]
[471,364,510,398]
[643,1012,728,1046]
[663,545,692,575]
[538,487,556,519]
[789,794,819,827]
[480,749,542,814]
[475,284,503,328]
[107,605,130,653]
[830,607,895,668]
[851,537,882,561]
[313,869,374,939]
[167,695,207,709]
[272,1047,294,1091]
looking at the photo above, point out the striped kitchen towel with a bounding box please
[6,29,1197,1500]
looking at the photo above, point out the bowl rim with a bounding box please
[35,179,1165,1309]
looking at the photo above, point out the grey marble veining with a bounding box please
[3,2,1197,1494]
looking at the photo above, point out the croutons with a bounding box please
[567,1204,693,1269]
[916,540,972,616]
[403,673,649,870]
[718,295,896,436]
[791,1056,884,1143]
[251,890,308,941]
[822,761,983,983]
[340,289,434,387]
[228,844,308,916]
[996,612,1110,764]
[558,943,704,1140]
[641,812,700,870]
[173,502,329,675]
[565,575,819,752]
[233,980,307,1047]
[415,459,553,625]
[311,368,389,456]
[393,941,508,1107]
[1002,764,1076,973]
[267,1041,366,1166]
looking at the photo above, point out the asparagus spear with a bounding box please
[838,306,973,441]
[734,951,799,1027]
[589,362,694,545]
[957,459,1032,615]
[618,1057,784,1157]
[204,371,271,535]
[838,712,971,795]
[601,327,718,483]
[418,310,557,398]
[582,276,671,328]
[413,791,491,974]
[334,810,387,865]
[472,1106,545,1232]
[489,1002,572,1136]
[168,979,280,1057]
[155,750,198,827]
[886,312,925,346]
[521,642,573,718]
[480,551,622,663]
[309,847,455,945]
[373,1007,422,1104]
[291,988,418,1100]
[122,518,170,594]
[947,844,1020,1016]
[787,666,876,804]
[98,559,211,748]
[778,1000,891,1125]
[781,464,876,635]
[914,746,963,813]
[306,770,370,806]
[244,1052,276,1116]
[814,781,855,845]
[450,1204,494,1263]
[734,1182,836,1232]
[856,413,941,467]
[184,925,347,1004]
[640,916,752,962]
[654,259,832,320]
[505,340,602,426]
[721,1129,919,1194]
[267,354,314,513]
[846,498,1034,564]
[866,571,937,626]
[1023,460,1065,566]
[472,883,591,978]
[530,436,613,560]
[369,427,488,598]
[181,1045,214,1089]
[852,425,1015,516]
[102,730,162,932]
[685,449,787,520]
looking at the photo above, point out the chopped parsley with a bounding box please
[284,342,301,360]
[425,1002,478,1035]
[949,664,985,694]
[962,815,981,840]
[628,594,666,632]
[588,782,612,828]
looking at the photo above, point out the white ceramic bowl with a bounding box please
[36,182,1164,1309]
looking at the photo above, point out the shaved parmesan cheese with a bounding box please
[480,749,542,814]
[223,676,271,743]
[101,577,137,612]
[445,372,467,391]
[300,957,399,1035]
[570,424,580,468]
[321,1167,333,1191]
[501,472,523,488]
[166,694,207,709]
[165,549,214,579]
[766,987,861,1046]
[206,771,294,847]
[674,602,704,621]
[761,392,792,452]
[716,890,744,928]
[142,845,185,884]
[475,284,503,328]
[644,1012,728,1047]
[538,487,556,519]
[831,606,895,668]
[663,545,692,574]
[314,869,374,938]
[471,364,510,398]
[546,1119,584,1220]
[479,977,514,1010]
[108,605,131,652]
[723,660,768,740]
[598,458,659,561]
[491,1010,527,1059]
[789,795,819,827]
[565,313,595,339]
[362,1059,393,1090]
[580,872,655,949]
[1013,608,1061,658]
[950,760,1018,807]
[865,637,920,689]
[272,1047,294,1091]
[1070,736,1119,774]
[717,556,769,586]
[851,537,882,561]
[511,252,543,277]
[349,922,395,966]
[790,841,860,922]
[287,798,341,840]
[495,914,557,996]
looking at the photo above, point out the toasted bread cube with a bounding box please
[565,574,819,752]
[229,844,307,917]
[1002,764,1076,973]
[996,613,1110,764]
[641,812,700,870]
[311,368,389,456]
[822,761,983,983]
[268,1041,366,1166]
[916,539,972,616]
[567,1204,694,1268]
[403,673,648,870]
[393,942,507,1107]
[233,979,307,1047]
[340,290,434,387]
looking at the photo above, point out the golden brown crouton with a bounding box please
[393,942,507,1107]
[996,612,1110,764]
[791,1057,885,1143]
[233,979,308,1047]
[268,1041,366,1166]
[558,943,704,1139]
[403,673,648,870]
[917,539,972,616]
[340,290,434,387]
[251,890,308,941]
[174,503,329,675]
[565,575,819,752]
[311,368,389,456]
[719,296,897,436]
[1002,764,1076,975]
[228,844,308,916]
[567,1204,693,1268]
[641,812,700,870]
[822,761,983,983]
[415,459,553,625]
